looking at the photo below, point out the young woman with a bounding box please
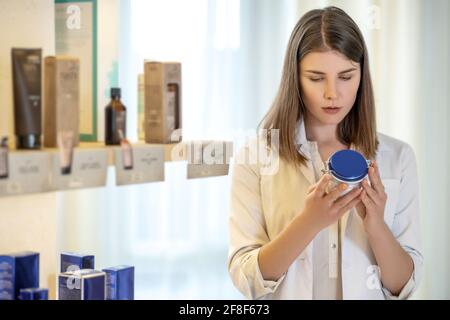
[228,6,423,300]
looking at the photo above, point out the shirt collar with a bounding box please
[295,118,358,154]
[295,118,308,149]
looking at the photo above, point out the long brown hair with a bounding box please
[259,6,378,168]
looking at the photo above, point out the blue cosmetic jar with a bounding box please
[323,149,372,195]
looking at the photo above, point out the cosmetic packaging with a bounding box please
[120,136,133,170]
[144,62,182,143]
[138,74,145,140]
[57,131,75,175]
[19,288,48,300]
[102,265,134,300]
[60,252,95,273]
[0,251,39,300]
[0,137,8,179]
[58,269,105,300]
[105,88,127,145]
[12,48,42,149]
[323,149,371,196]
[43,56,80,148]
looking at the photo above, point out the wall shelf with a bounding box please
[0,141,233,197]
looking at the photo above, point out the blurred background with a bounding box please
[1,0,449,299]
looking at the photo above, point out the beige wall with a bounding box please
[0,0,55,146]
[0,0,57,299]
[0,194,57,299]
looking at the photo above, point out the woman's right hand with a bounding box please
[301,174,362,232]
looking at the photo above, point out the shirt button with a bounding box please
[331,243,337,249]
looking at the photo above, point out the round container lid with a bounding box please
[328,149,368,183]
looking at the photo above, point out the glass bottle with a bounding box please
[105,87,126,145]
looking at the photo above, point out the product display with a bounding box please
[138,74,145,140]
[19,288,48,300]
[0,137,8,179]
[58,269,106,300]
[167,83,180,138]
[120,138,133,170]
[60,252,95,273]
[102,265,134,300]
[43,56,80,148]
[57,131,75,175]
[0,251,39,300]
[1,0,242,304]
[144,61,182,144]
[12,48,42,149]
[323,149,371,196]
[105,87,127,145]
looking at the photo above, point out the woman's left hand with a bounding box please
[355,160,388,234]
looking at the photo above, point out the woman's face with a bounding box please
[299,50,361,126]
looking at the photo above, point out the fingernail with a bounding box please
[341,184,348,190]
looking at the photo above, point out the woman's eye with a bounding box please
[340,76,352,81]
[309,78,324,82]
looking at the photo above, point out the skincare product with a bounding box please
[105,88,127,145]
[0,252,39,300]
[323,149,371,196]
[144,62,182,143]
[19,288,48,300]
[58,269,105,300]
[167,83,179,138]
[12,48,42,149]
[138,74,145,140]
[57,131,75,175]
[0,137,8,179]
[44,56,80,148]
[119,134,133,170]
[102,265,134,300]
[60,252,95,273]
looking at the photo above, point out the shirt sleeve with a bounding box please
[382,143,424,300]
[227,143,286,299]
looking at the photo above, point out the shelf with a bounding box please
[78,141,187,164]
[0,140,233,197]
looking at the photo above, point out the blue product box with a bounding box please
[58,269,105,300]
[0,252,39,300]
[19,288,48,300]
[60,252,95,273]
[102,265,135,300]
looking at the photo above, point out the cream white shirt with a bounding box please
[308,140,343,300]
[227,120,423,300]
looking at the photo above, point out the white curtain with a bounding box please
[58,0,300,299]
[58,0,450,299]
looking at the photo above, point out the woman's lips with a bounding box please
[322,107,342,114]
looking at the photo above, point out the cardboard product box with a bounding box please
[102,265,134,300]
[58,269,105,300]
[0,252,39,300]
[138,74,145,140]
[60,252,95,273]
[144,62,182,144]
[19,288,48,300]
[44,56,80,148]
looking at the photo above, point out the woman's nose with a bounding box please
[324,81,338,100]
